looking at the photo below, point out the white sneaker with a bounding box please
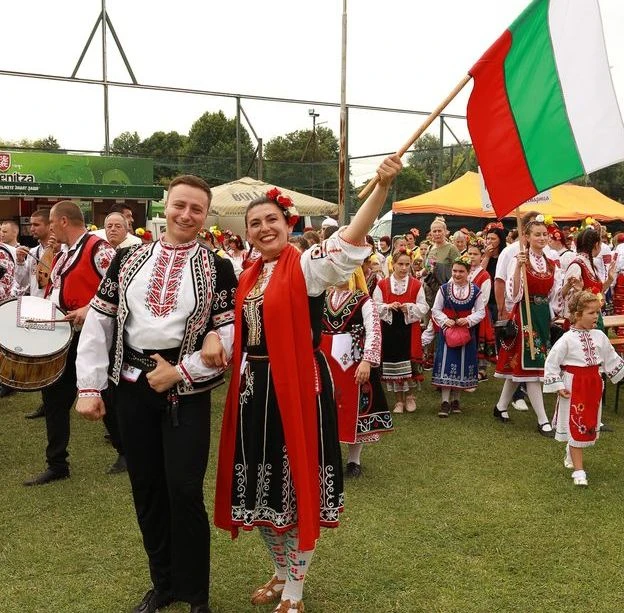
[512,398,529,411]
[564,457,574,469]
[573,475,588,487]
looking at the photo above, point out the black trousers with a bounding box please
[41,334,79,472]
[102,384,124,455]
[116,375,212,605]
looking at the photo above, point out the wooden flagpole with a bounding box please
[515,210,537,360]
[357,74,472,201]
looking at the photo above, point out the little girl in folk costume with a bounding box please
[320,282,393,478]
[372,247,429,414]
[467,239,497,378]
[544,292,624,486]
[431,255,486,417]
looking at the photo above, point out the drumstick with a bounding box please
[24,318,70,324]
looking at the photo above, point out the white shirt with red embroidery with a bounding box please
[49,232,115,308]
[76,238,235,396]
[431,281,486,329]
[372,273,429,325]
[13,243,47,298]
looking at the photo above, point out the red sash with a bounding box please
[214,244,320,551]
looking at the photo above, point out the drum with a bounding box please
[0,296,73,391]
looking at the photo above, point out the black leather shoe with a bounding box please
[189,604,210,613]
[132,588,175,613]
[345,462,362,478]
[24,468,70,486]
[537,422,555,437]
[25,404,46,419]
[107,454,127,474]
[493,406,510,423]
[0,385,15,398]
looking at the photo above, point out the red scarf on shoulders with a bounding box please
[214,244,320,551]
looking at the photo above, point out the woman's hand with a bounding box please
[456,318,469,327]
[376,155,403,188]
[516,251,527,265]
[558,389,571,398]
[201,332,228,368]
[354,361,371,384]
[389,301,402,311]
[445,319,456,327]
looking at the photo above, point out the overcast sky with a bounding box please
[2,0,623,182]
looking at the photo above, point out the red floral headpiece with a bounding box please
[547,225,563,242]
[409,227,420,238]
[484,221,504,232]
[266,187,299,227]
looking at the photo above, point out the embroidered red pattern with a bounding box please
[576,329,598,365]
[146,245,192,318]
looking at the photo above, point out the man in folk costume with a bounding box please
[24,201,116,485]
[75,176,237,613]
[14,209,56,419]
[320,281,392,478]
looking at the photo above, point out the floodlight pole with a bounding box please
[338,0,348,224]
[101,0,110,154]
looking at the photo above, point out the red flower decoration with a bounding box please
[265,187,298,226]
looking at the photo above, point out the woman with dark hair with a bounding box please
[378,235,391,258]
[481,225,506,323]
[562,227,617,331]
[213,155,402,613]
[227,233,247,275]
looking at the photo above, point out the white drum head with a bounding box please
[0,297,72,357]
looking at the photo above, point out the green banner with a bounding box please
[0,151,160,199]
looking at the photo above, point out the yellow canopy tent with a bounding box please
[393,171,624,222]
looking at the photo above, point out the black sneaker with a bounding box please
[107,454,127,474]
[438,401,450,418]
[132,588,175,613]
[450,400,462,414]
[25,404,46,419]
[345,462,362,478]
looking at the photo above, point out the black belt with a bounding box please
[123,345,182,427]
[123,345,179,372]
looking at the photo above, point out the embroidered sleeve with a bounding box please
[301,231,372,297]
[480,277,492,305]
[506,257,523,304]
[431,287,451,328]
[179,324,234,383]
[361,298,381,366]
[543,335,568,392]
[0,249,14,301]
[93,242,117,277]
[211,254,237,329]
[90,248,124,317]
[372,284,392,324]
[76,308,115,393]
[404,285,429,324]
[466,288,486,327]
[548,263,564,317]
[600,334,624,384]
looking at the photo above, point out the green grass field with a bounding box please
[2,375,624,613]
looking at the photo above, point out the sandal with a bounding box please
[251,576,285,605]
[273,599,305,612]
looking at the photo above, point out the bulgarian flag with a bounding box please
[467,0,624,218]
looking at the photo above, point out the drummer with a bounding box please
[14,209,57,419]
[23,201,115,486]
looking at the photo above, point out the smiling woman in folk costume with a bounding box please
[372,247,429,414]
[431,255,486,417]
[320,280,392,479]
[493,217,563,436]
[561,227,616,332]
[214,155,402,613]
[466,238,497,379]
[544,291,624,487]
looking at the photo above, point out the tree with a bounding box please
[264,126,340,201]
[32,135,60,150]
[584,163,624,203]
[184,111,254,183]
[110,131,141,155]
[139,131,188,183]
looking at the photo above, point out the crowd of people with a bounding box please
[2,160,624,611]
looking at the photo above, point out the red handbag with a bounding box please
[444,325,471,348]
